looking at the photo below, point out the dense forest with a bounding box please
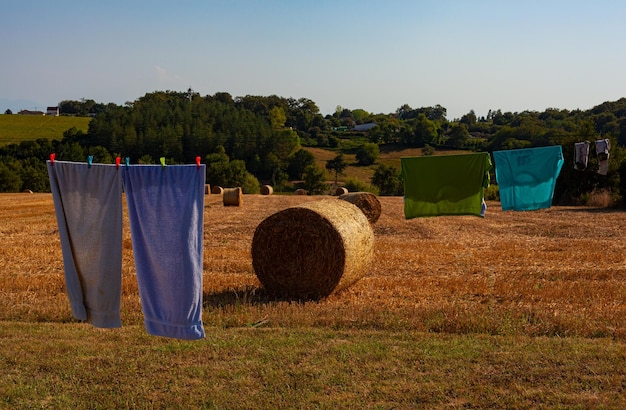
[2,90,626,205]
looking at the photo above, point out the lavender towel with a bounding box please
[123,164,206,340]
[47,160,123,328]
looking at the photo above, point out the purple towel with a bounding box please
[47,160,123,328]
[123,164,206,340]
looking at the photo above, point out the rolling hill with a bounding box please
[0,114,91,146]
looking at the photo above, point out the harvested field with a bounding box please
[1,192,625,339]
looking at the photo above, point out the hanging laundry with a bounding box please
[493,145,564,211]
[123,164,206,340]
[400,152,492,218]
[595,139,611,175]
[574,141,590,171]
[47,160,124,328]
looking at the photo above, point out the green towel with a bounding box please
[401,153,492,218]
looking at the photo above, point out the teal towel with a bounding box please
[123,164,206,340]
[47,161,123,328]
[493,146,564,211]
[401,153,492,218]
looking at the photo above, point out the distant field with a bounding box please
[305,144,470,185]
[0,114,91,146]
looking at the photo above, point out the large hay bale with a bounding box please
[338,192,382,224]
[260,185,273,195]
[205,184,211,195]
[211,185,224,195]
[252,199,374,299]
[223,187,242,206]
[295,189,308,195]
[334,187,348,196]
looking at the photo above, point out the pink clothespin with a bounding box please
[196,156,201,168]
[50,153,56,165]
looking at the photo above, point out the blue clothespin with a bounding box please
[160,157,166,168]
[87,155,93,168]
[125,157,130,167]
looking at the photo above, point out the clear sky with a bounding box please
[2,0,626,120]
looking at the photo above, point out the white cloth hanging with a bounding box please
[574,141,590,171]
[595,139,611,175]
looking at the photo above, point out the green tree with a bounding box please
[325,153,348,185]
[411,114,438,147]
[422,144,435,156]
[57,142,85,161]
[205,146,231,187]
[269,106,287,130]
[228,159,260,193]
[355,143,379,166]
[287,149,316,180]
[446,123,470,148]
[302,164,327,194]
[86,146,113,164]
[0,162,22,192]
[372,164,402,196]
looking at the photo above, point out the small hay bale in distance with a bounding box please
[334,187,349,196]
[251,199,374,299]
[338,191,382,224]
[260,185,273,195]
[223,187,242,206]
[204,184,211,195]
[211,185,224,195]
[295,188,308,195]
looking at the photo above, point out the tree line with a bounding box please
[2,91,626,205]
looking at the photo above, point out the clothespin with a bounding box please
[50,153,55,165]
[115,157,121,169]
[160,157,166,168]
[87,155,93,168]
[125,157,130,167]
[196,156,201,168]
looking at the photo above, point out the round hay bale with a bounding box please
[260,185,273,195]
[295,188,308,195]
[334,187,348,196]
[223,187,242,206]
[338,192,381,224]
[204,184,211,195]
[211,185,224,195]
[252,199,374,299]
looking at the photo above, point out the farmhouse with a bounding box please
[46,106,60,116]
[18,109,44,115]
[352,122,377,131]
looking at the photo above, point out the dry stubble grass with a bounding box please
[1,193,626,407]
[1,193,625,336]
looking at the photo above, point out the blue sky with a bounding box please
[2,0,626,119]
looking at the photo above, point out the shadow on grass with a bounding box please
[203,286,313,308]
[554,206,625,214]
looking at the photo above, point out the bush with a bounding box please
[242,173,260,194]
[344,177,379,195]
[372,164,403,196]
[484,184,500,201]
[355,143,379,166]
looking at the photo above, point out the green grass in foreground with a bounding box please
[0,115,91,146]
[1,322,624,409]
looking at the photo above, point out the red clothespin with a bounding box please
[115,157,121,169]
[196,156,201,168]
[50,153,56,165]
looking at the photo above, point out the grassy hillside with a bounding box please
[0,114,91,146]
[304,144,471,186]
